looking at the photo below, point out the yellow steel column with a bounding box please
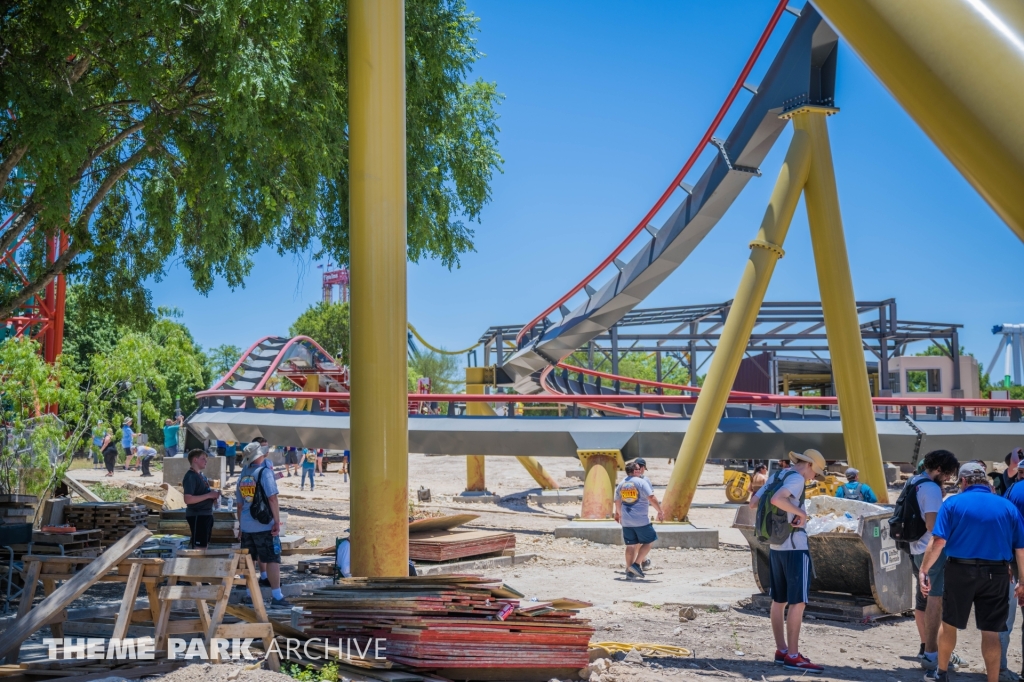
[796,106,889,501]
[348,0,408,577]
[578,450,624,519]
[661,127,812,521]
[464,368,560,490]
[812,0,1024,242]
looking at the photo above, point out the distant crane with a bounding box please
[990,324,1024,387]
[318,263,349,304]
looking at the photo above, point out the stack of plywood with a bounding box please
[0,495,37,523]
[157,509,239,543]
[65,503,148,546]
[408,529,515,562]
[294,576,592,674]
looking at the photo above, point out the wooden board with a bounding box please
[61,477,101,503]
[408,514,479,535]
[0,526,151,662]
[408,530,515,562]
[159,484,185,510]
[40,498,70,527]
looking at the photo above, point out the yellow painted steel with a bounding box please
[797,107,888,502]
[294,374,319,411]
[464,368,559,490]
[578,450,625,519]
[812,0,1024,242]
[348,0,408,577]
[662,127,812,521]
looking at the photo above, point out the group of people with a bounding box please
[92,415,183,477]
[182,437,291,608]
[282,447,326,490]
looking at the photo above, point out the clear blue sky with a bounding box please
[148,0,1024,375]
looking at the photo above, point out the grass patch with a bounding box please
[88,483,131,502]
[282,662,338,682]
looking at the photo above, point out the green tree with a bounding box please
[0,0,502,323]
[206,344,243,384]
[290,301,351,365]
[562,351,691,390]
[408,349,462,394]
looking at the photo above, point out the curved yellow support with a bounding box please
[813,0,1024,242]
[408,322,480,356]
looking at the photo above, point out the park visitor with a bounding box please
[182,449,219,548]
[835,467,878,503]
[613,460,664,579]
[301,448,316,491]
[235,442,290,607]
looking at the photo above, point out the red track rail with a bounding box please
[516,0,791,345]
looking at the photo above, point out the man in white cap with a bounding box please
[750,449,827,674]
[920,461,1024,682]
[235,441,290,607]
[835,467,878,503]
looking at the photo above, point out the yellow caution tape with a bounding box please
[407,322,480,356]
[589,642,692,658]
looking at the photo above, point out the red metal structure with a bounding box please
[0,212,68,363]
[321,265,350,305]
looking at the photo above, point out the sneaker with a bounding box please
[783,653,823,674]
[774,649,788,665]
[999,669,1020,682]
[319,473,324,477]
[948,652,967,672]
[920,653,939,671]
[917,643,927,660]
[642,559,651,571]
[258,577,271,588]
[923,670,948,682]
[627,563,645,579]
[271,596,292,608]
[239,594,252,606]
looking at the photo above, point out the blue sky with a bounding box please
[149,0,1024,374]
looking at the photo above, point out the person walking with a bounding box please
[163,416,183,457]
[750,449,827,674]
[316,448,325,477]
[901,450,964,672]
[284,447,299,477]
[300,448,316,491]
[751,464,768,495]
[613,461,664,579]
[121,418,137,470]
[835,467,879,503]
[182,449,219,548]
[1001,460,1024,681]
[100,429,117,477]
[920,461,1024,682]
[91,421,105,469]
[235,442,290,607]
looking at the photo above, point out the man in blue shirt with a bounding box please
[920,462,1024,682]
[1001,465,1024,680]
[834,467,878,503]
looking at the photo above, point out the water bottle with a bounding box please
[273,536,281,556]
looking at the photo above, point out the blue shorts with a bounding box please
[622,524,657,546]
[912,550,948,610]
[769,549,811,605]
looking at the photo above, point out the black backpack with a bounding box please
[890,475,930,551]
[755,470,805,545]
[249,468,274,525]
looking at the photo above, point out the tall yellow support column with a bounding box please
[348,0,409,577]
[464,368,560,491]
[578,450,624,519]
[661,128,812,521]
[796,107,888,501]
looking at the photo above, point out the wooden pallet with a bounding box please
[297,558,336,576]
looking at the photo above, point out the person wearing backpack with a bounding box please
[896,449,964,673]
[235,441,291,607]
[835,467,878,503]
[749,449,827,674]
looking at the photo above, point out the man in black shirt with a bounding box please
[182,449,220,548]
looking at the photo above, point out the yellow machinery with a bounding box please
[805,475,841,498]
[724,469,752,503]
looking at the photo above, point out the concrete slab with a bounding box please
[525,489,583,504]
[554,520,718,548]
[415,553,539,576]
[565,468,585,481]
[163,455,226,486]
[451,491,500,504]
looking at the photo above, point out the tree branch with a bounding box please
[0,241,81,320]
[72,121,146,185]
[0,199,41,257]
[74,143,153,232]
[0,144,28,198]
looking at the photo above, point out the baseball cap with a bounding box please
[634,458,647,468]
[958,461,987,478]
[240,441,264,468]
[789,449,826,476]
[845,467,859,479]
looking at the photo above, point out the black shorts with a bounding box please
[240,530,280,564]
[942,560,1011,632]
[285,451,299,465]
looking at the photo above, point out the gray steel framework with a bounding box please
[501,8,839,393]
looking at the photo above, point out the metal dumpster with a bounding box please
[733,504,913,619]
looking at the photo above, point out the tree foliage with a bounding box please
[206,344,243,385]
[408,349,462,394]
[0,0,502,323]
[562,351,691,390]
[290,301,350,365]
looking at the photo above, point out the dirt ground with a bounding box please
[70,456,1018,682]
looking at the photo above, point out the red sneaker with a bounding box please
[783,653,824,674]
[774,649,787,665]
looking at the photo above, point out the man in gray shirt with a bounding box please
[235,442,289,606]
[614,461,664,579]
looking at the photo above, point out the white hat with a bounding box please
[958,461,987,478]
[241,441,264,468]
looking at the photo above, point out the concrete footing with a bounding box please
[526,488,583,504]
[452,491,500,504]
[554,520,719,548]
[565,468,585,481]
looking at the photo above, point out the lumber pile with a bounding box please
[65,503,148,545]
[294,576,593,671]
[4,530,104,559]
[0,495,37,522]
[157,509,239,543]
[408,529,515,562]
